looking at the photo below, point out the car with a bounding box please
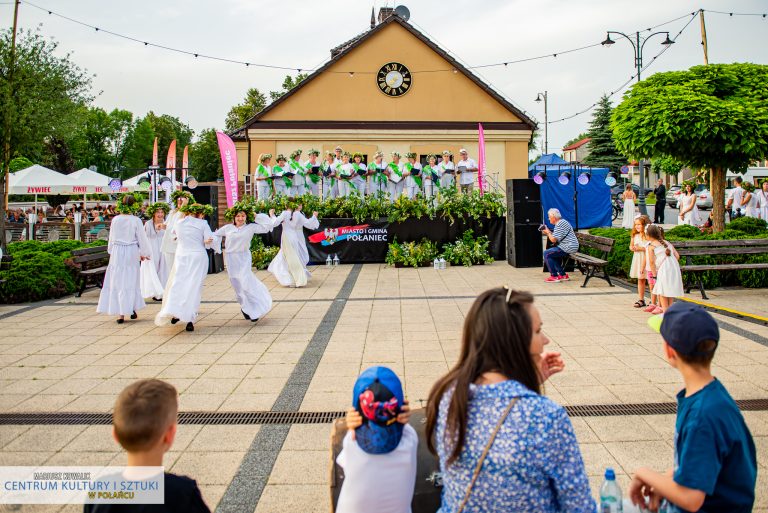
[666,185,681,206]
[674,184,712,210]
[611,183,653,202]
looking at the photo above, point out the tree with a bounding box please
[612,63,768,232]
[651,155,685,177]
[9,156,33,173]
[564,132,588,149]
[144,111,194,171]
[68,107,135,173]
[269,73,308,102]
[225,88,267,132]
[582,95,627,173]
[189,129,223,183]
[122,117,155,171]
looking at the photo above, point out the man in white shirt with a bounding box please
[456,148,478,194]
[726,176,745,218]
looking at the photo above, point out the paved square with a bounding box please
[1,263,766,512]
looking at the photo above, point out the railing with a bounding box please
[33,222,75,242]
[3,221,111,243]
[80,220,111,243]
[4,223,27,243]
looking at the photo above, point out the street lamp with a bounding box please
[601,29,674,216]
[535,91,548,154]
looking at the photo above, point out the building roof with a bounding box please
[238,14,536,132]
[562,137,591,151]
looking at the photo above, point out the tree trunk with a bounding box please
[710,166,726,233]
[0,174,7,252]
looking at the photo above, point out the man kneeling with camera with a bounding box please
[541,208,579,283]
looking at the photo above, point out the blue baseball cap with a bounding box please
[352,366,404,455]
[647,302,719,356]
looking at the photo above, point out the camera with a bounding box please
[538,224,547,232]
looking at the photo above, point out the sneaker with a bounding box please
[643,304,658,313]
[545,276,561,283]
[559,274,570,281]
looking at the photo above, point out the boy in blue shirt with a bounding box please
[630,303,757,512]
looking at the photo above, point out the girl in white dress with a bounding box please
[677,183,701,226]
[268,204,320,287]
[143,202,170,294]
[741,182,760,218]
[621,184,636,229]
[629,215,651,308]
[156,203,219,332]
[215,204,277,322]
[97,195,152,324]
[757,181,768,220]
[161,190,193,277]
[646,224,684,313]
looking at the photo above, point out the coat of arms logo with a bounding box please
[323,227,340,245]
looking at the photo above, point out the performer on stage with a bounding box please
[404,152,423,199]
[144,202,170,294]
[97,194,152,324]
[423,154,439,199]
[351,153,367,197]
[273,155,290,197]
[288,150,306,196]
[367,151,388,198]
[304,149,322,197]
[338,152,354,198]
[457,148,478,194]
[255,153,274,200]
[322,151,338,200]
[161,190,193,276]
[215,203,277,323]
[156,203,219,332]
[438,150,456,189]
[268,203,320,288]
[388,152,405,200]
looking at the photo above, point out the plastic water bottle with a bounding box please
[439,257,446,270]
[333,254,340,266]
[433,258,439,270]
[600,468,623,513]
[326,255,332,267]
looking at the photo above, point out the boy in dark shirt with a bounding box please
[630,303,757,513]
[84,379,210,513]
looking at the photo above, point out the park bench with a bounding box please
[70,246,109,297]
[567,232,616,288]
[675,238,768,300]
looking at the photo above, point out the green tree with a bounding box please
[144,111,194,171]
[582,95,627,173]
[189,128,223,183]
[612,63,768,232]
[68,107,135,173]
[563,132,589,149]
[122,117,155,171]
[651,155,685,177]
[9,156,33,172]
[269,73,309,102]
[225,88,267,132]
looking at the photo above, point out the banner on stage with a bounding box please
[215,131,239,208]
[305,219,389,262]
[165,140,176,179]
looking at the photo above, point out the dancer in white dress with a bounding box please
[97,195,152,324]
[677,183,701,226]
[757,181,768,220]
[143,202,170,294]
[156,203,219,332]
[161,190,193,277]
[741,183,760,218]
[646,224,684,313]
[215,204,277,322]
[268,205,320,287]
[621,184,636,229]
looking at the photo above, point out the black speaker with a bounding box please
[185,185,219,230]
[506,179,543,267]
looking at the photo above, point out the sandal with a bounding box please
[634,299,646,308]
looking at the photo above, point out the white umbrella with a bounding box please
[8,165,77,214]
[69,168,113,194]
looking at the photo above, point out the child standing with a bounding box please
[646,224,684,314]
[339,366,417,513]
[629,215,651,308]
[630,303,756,512]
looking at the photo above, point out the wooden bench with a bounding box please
[567,233,616,288]
[71,246,109,297]
[675,239,768,300]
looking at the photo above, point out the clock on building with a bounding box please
[376,62,412,97]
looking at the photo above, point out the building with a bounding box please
[562,137,591,163]
[232,9,536,190]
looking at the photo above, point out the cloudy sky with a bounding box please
[2,0,767,154]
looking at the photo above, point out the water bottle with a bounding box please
[439,257,446,270]
[333,254,340,266]
[326,255,332,267]
[433,258,439,270]
[599,468,623,513]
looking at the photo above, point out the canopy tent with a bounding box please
[123,172,177,202]
[8,165,78,215]
[528,153,569,171]
[69,168,119,194]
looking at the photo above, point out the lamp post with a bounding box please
[535,91,548,155]
[601,30,673,216]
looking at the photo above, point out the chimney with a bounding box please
[377,7,394,24]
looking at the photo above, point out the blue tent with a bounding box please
[528,164,613,230]
[529,153,568,171]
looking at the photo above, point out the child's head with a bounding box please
[646,224,671,256]
[633,215,651,236]
[113,379,178,454]
[352,366,405,455]
[649,302,719,369]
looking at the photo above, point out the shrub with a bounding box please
[250,237,279,270]
[385,238,439,268]
[1,251,76,303]
[726,216,768,235]
[586,228,633,277]
[440,230,493,267]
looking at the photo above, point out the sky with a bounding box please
[2,0,767,155]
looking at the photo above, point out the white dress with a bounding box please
[621,194,635,229]
[97,214,152,316]
[155,217,219,325]
[161,209,181,276]
[215,215,275,320]
[652,242,685,298]
[438,161,455,189]
[268,211,320,287]
[757,190,768,220]
[678,194,701,226]
[629,233,648,279]
[405,162,422,199]
[744,192,760,218]
[144,220,168,286]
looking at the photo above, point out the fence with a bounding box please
[4,220,111,244]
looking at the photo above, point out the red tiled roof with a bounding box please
[562,137,591,151]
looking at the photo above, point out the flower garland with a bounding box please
[170,190,194,204]
[180,203,213,217]
[114,194,143,215]
[224,200,256,223]
[145,202,171,218]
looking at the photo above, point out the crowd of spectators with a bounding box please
[5,202,137,225]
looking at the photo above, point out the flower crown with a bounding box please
[276,154,287,162]
[115,194,142,215]
[405,152,417,159]
[145,202,170,218]
[259,153,273,163]
[290,150,302,159]
[442,150,452,156]
[342,151,351,158]
[180,203,213,217]
[224,200,255,223]
[352,152,363,159]
[374,151,384,158]
[170,190,194,204]
[308,149,320,156]
[742,181,756,193]
[426,154,437,161]
[391,151,401,158]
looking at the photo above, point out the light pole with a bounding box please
[535,91,548,155]
[602,30,673,216]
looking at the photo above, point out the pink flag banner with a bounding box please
[216,131,239,208]
[166,140,177,179]
[152,137,158,166]
[477,123,486,196]
[182,145,189,182]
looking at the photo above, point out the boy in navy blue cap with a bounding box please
[629,302,756,513]
[336,366,417,513]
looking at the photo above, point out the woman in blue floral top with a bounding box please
[426,288,596,513]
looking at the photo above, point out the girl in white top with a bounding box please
[268,205,320,287]
[155,203,219,332]
[403,152,422,199]
[678,183,701,226]
[215,205,277,322]
[621,184,636,229]
[97,195,152,324]
[143,202,170,291]
[387,152,405,200]
[161,191,193,277]
[629,215,651,308]
[646,224,684,314]
[438,151,456,189]
[255,154,274,200]
[757,181,768,220]
[741,183,760,218]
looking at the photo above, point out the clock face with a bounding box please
[377,62,412,97]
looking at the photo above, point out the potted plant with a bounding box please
[441,229,494,267]
[385,238,439,268]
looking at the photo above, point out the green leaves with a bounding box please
[441,230,493,267]
[385,238,439,268]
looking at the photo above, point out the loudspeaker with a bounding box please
[185,185,219,230]
[506,179,543,267]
